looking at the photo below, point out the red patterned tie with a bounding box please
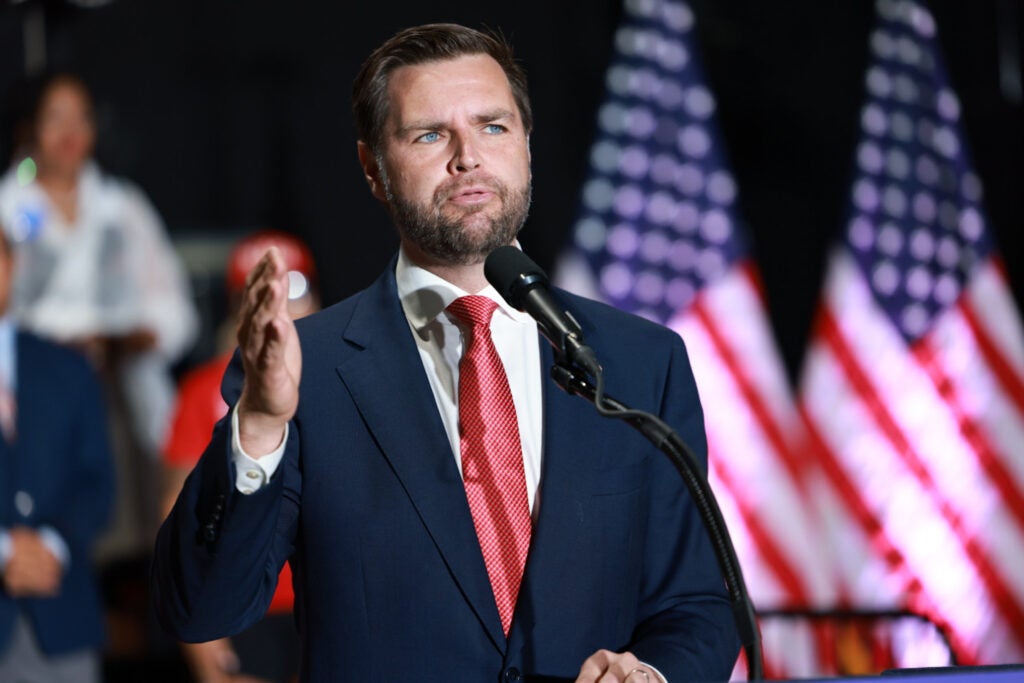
[447,295,531,637]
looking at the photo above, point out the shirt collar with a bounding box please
[395,247,534,332]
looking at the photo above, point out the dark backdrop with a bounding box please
[0,0,1020,378]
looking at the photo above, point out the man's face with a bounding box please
[36,81,95,177]
[364,54,532,266]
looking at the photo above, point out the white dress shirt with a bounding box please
[0,161,200,454]
[231,247,544,515]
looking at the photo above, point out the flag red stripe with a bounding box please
[818,307,1024,653]
[912,336,1024,534]
[691,273,808,491]
[799,400,976,665]
[958,298,1024,417]
[709,455,810,605]
[760,651,784,680]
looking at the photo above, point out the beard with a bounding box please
[382,166,532,266]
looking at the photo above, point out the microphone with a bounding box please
[484,246,602,377]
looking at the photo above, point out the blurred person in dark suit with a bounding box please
[162,230,318,683]
[0,223,115,683]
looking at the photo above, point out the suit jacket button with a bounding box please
[503,668,522,681]
[14,491,33,517]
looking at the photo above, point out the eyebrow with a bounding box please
[395,108,517,137]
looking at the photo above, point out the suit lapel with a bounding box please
[3,333,40,515]
[332,267,507,651]
[13,332,34,448]
[10,332,39,452]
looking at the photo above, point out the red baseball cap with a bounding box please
[226,230,317,299]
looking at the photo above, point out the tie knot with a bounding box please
[447,295,498,330]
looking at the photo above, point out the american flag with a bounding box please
[798,0,1024,666]
[554,0,836,676]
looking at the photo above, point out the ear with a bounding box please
[357,141,387,202]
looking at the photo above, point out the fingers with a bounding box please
[237,248,299,391]
[576,650,650,683]
[4,530,62,597]
[240,284,283,370]
[4,565,61,596]
[182,638,242,683]
[9,527,52,561]
[238,248,289,358]
[234,247,302,454]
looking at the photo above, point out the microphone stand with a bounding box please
[550,362,763,681]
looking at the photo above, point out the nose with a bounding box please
[448,132,480,174]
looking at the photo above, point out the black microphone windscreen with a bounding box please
[484,246,549,309]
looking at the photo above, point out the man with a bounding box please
[0,224,115,682]
[153,23,739,682]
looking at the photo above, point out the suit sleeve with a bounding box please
[150,352,301,642]
[627,333,741,681]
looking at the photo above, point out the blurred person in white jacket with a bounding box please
[0,72,198,557]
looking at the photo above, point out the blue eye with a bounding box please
[484,124,506,134]
[417,131,440,143]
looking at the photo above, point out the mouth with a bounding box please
[446,186,496,206]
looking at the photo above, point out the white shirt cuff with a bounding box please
[37,526,71,569]
[643,661,668,683]
[0,530,10,569]
[230,405,288,495]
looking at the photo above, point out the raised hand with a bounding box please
[235,247,303,456]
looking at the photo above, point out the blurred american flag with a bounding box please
[553,0,836,676]
[797,0,1024,666]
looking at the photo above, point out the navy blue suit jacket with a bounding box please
[153,262,739,682]
[0,331,114,655]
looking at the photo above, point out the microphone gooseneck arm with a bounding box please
[483,246,762,678]
[515,367,764,683]
[550,364,763,680]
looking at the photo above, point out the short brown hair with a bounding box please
[352,23,532,154]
